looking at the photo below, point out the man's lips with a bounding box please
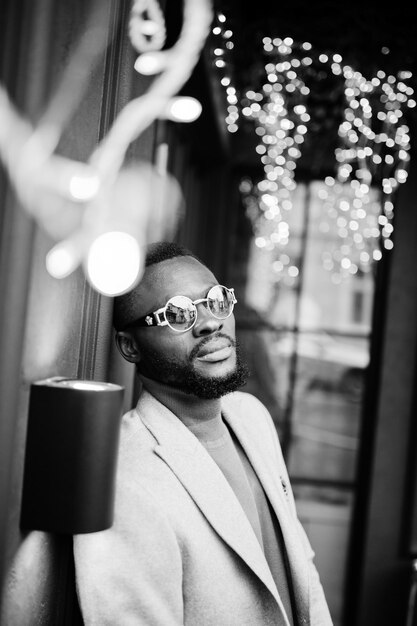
[194,339,234,362]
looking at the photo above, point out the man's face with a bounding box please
[123,256,248,398]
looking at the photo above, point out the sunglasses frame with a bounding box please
[128,285,237,333]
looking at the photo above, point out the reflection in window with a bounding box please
[236,180,376,625]
[352,291,364,324]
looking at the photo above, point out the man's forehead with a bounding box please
[138,255,217,304]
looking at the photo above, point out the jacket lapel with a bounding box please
[223,402,310,626]
[136,391,291,624]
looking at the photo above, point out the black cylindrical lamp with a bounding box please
[20,377,124,534]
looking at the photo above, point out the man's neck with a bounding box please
[139,374,224,438]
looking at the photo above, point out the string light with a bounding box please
[134,51,165,75]
[239,177,300,287]
[164,97,202,122]
[323,63,413,276]
[46,245,80,279]
[222,35,414,280]
[85,231,143,296]
[129,0,166,53]
[68,174,101,201]
[0,0,213,296]
[238,37,316,281]
[209,11,240,133]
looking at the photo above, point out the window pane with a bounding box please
[286,329,365,482]
[236,179,376,625]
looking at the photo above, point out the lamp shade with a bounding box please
[20,377,124,534]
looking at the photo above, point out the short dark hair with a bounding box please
[112,241,201,331]
[144,241,200,267]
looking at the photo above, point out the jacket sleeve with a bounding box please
[73,483,184,626]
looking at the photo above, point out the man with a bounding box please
[74,241,333,625]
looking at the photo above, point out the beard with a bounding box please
[137,333,250,400]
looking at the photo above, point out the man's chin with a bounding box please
[174,359,249,400]
[137,345,249,400]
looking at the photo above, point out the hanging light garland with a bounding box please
[321,62,414,278]
[239,37,314,283]
[209,11,240,133]
[214,33,415,281]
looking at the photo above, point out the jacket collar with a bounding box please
[222,395,310,626]
[136,389,309,626]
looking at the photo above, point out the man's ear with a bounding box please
[115,331,141,364]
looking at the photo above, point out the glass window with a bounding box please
[236,179,375,625]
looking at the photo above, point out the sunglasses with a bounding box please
[128,284,237,333]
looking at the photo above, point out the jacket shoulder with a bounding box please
[222,390,280,443]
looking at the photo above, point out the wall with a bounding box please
[0,0,157,622]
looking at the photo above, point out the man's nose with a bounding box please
[192,304,223,337]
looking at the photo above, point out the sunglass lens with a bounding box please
[207,286,234,319]
[165,296,196,331]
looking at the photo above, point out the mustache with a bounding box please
[188,332,236,362]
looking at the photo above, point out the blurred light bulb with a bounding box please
[134,52,164,75]
[86,231,142,296]
[164,97,202,122]
[69,174,100,201]
[46,245,79,279]
[140,20,160,36]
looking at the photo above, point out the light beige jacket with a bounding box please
[74,390,333,626]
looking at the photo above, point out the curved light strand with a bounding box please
[324,63,413,278]
[229,37,414,281]
[209,11,240,133]
[240,37,312,284]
